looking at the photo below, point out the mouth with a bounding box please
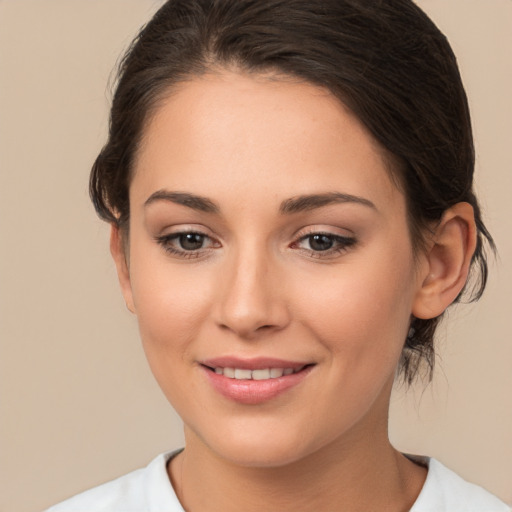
[199,358,315,405]
[202,364,310,380]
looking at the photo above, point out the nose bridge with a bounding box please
[216,239,289,338]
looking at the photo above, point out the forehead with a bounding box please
[132,71,402,213]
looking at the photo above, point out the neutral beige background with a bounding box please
[0,1,510,511]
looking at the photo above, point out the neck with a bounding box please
[168,415,426,512]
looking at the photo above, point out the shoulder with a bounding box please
[44,451,184,512]
[44,466,146,512]
[411,457,510,512]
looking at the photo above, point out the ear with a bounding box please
[110,224,136,314]
[412,202,477,320]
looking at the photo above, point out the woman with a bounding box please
[46,1,509,510]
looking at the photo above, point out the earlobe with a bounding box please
[412,202,477,320]
[110,224,136,314]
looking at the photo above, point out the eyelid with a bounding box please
[293,223,355,238]
[154,225,221,259]
[290,226,357,259]
[292,225,355,241]
[155,223,214,237]
[153,223,356,260]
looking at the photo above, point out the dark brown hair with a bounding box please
[90,0,495,384]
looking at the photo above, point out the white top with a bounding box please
[45,451,510,512]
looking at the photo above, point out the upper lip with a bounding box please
[200,357,312,371]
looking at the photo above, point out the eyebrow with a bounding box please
[279,192,376,214]
[144,190,375,215]
[144,190,220,213]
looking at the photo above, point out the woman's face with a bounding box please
[118,71,427,466]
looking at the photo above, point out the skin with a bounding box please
[111,71,476,512]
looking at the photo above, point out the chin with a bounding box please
[213,438,309,468]
[188,417,329,469]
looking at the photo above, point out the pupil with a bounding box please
[310,234,333,251]
[180,233,204,250]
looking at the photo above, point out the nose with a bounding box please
[214,248,291,339]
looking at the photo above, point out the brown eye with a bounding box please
[155,230,218,258]
[179,233,206,250]
[293,231,357,259]
[308,234,334,251]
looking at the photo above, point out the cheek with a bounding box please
[128,258,220,411]
[128,251,214,362]
[295,248,416,373]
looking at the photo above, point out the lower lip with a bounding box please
[201,366,313,405]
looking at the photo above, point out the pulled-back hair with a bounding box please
[90,0,495,384]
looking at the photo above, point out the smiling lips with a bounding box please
[201,358,314,405]
[214,366,300,379]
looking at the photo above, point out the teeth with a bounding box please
[223,367,236,378]
[252,369,271,380]
[213,367,301,380]
[234,369,252,380]
[270,368,284,378]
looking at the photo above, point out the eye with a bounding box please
[306,234,336,251]
[177,233,207,251]
[292,231,356,258]
[155,230,220,258]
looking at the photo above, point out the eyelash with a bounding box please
[291,231,357,259]
[155,231,219,259]
[155,230,357,260]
